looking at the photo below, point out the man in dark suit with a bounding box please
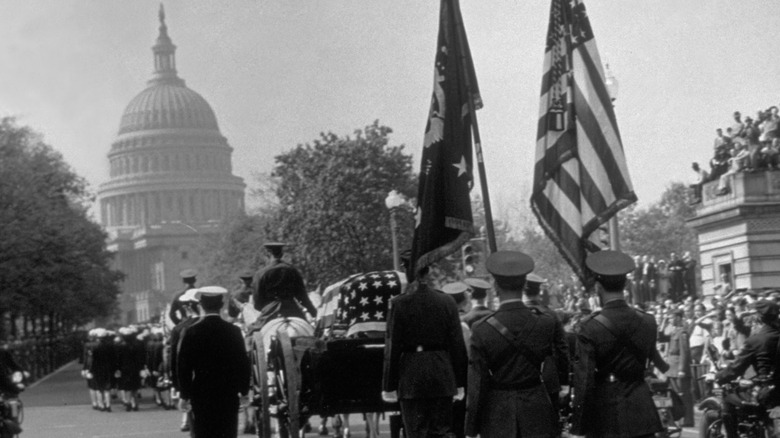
[382,265,468,438]
[465,252,561,438]
[570,250,663,438]
[169,269,197,326]
[252,242,317,328]
[167,288,200,432]
[658,308,693,426]
[461,278,492,327]
[522,273,570,430]
[177,286,251,438]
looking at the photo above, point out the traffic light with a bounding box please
[461,239,484,276]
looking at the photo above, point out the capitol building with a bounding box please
[97,8,245,324]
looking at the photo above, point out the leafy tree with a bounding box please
[0,118,121,335]
[271,121,417,287]
[619,182,698,261]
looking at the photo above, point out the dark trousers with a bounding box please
[669,377,694,427]
[400,397,452,438]
[191,398,239,438]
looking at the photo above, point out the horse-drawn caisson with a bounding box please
[245,269,406,438]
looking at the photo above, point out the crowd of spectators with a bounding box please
[690,106,780,202]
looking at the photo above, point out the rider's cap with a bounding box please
[238,270,254,280]
[179,269,197,280]
[486,251,534,290]
[753,300,779,318]
[263,242,286,251]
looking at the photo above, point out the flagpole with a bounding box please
[451,0,497,254]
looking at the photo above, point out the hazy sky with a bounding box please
[3,1,780,224]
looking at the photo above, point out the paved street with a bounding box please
[19,360,701,438]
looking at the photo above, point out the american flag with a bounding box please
[335,270,406,337]
[531,0,637,284]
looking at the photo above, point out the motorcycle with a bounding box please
[698,377,775,438]
[649,376,685,438]
[0,370,27,438]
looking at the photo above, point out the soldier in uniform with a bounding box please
[658,308,693,426]
[251,242,317,328]
[570,250,663,438]
[167,288,200,432]
[234,271,254,305]
[523,273,570,430]
[169,269,198,326]
[177,286,251,438]
[382,265,468,438]
[442,281,472,438]
[465,251,561,438]
[461,278,493,328]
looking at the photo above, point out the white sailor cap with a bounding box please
[196,286,228,298]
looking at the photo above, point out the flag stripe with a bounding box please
[531,0,637,286]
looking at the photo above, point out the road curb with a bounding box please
[27,359,79,390]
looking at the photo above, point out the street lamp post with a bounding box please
[604,64,621,252]
[384,190,406,272]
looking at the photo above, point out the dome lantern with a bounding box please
[149,3,184,87]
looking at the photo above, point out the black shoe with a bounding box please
[104,406,112,412]
[180,424,190,432]
[133,404,139,412]
[125,403,132,412]
[318,425,329,436]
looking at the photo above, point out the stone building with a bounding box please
[688,171,780,297]
[96,8,245,324]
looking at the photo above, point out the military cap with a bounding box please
[464,278,491,299]
[238,270,254,280]
[486,251,534,291]
[263,242,286,251]
[178,288,200,302]
[180,269,198,280]
[586,250,634,291]
[525,273,546,295]
[442,282,470,305]
[753,300,779,318]
[93,328,108,338]
[197,286,229,298]
[463,278,491,290]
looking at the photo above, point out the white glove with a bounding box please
[454,387,465,401]
[381,391,398,403]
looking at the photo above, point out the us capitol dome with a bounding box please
[97,6,246,324]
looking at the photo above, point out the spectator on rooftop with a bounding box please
[714,128,729,150]
[716,143,750,195]
[744,116,761,170]
[760,106,780,169]
[710,147,730,181]
[690,162,709,203]
[731,111,746,144]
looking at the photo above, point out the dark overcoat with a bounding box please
[90,339,117,391]
[382,283,468,399]
[177,314,250,438]
[465,301,562,438]
[570,299,663,438]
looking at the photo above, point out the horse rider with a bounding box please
[169,269,197,326]
[250,242,317,330]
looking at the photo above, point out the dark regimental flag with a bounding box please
[336,271,406,337]
[531,0,637,284]
[410,0,481,281]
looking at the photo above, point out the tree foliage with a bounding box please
[271,121,417,286]
[0,118,122,331]
[619,182,699,261]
